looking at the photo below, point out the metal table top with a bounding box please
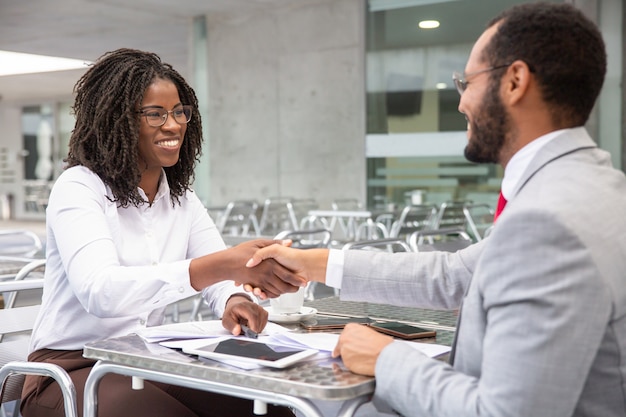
[83,334,374,401]
[83,297,456,417]
[305,296,457,347]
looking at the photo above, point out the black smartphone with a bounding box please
[300,316,371,330]
[369,321,436,340]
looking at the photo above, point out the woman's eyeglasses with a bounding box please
[137,105,193,127]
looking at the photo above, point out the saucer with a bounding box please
[264,306,317,323]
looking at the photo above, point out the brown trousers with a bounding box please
[21,349,294,417]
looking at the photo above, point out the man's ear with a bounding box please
[503,60,533,106]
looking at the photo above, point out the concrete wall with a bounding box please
[202,0,366,210]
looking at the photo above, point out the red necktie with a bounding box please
[494,191,507,222]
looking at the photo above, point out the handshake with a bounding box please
[231,238,329,299]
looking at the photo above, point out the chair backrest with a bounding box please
[331,198,362,211]
[342,237,411,253]
[274,229,331,249]
[0,230,43,257]
[258,197,297,237]
[0,272,78,417]
[0,278,44,404]
[408,227,473,252]
[2,258,46,311]
[433,201,468,231]
[389,204,438,239]
[463,203,494,242]
[329,199,366,241]
[289,198,319,230]
[215,200,260,237]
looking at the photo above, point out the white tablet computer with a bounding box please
[183,338,318,369]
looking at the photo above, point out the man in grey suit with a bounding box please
[247,3,626,416]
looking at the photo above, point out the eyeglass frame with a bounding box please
[452,64,511,96]
[136,105,193,127]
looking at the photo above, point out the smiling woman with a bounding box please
[136,79,191,202]
[19,48,300,417]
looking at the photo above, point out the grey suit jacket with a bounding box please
[341,128,626,417]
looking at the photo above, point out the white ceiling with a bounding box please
[0,0,526,104]
[0,0,299,103]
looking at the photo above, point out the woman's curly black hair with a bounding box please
[65,48,203,207]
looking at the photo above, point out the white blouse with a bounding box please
[30,166,244,351]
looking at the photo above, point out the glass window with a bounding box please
[365,0,556,210]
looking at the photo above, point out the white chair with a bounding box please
[432,201,468,231]
[274,228,331,250]
[258,197,297,237]
[408,228,472,252]
[0,271,78,417]
[463,203,494,241]
[288,198,319,231]
[331,198,363,240]
[1,259,46,315]
[354,218,388,241]
[0,230,43,258]
[342,237,411,253]
[215,200,260,237]
[388,204,438,241]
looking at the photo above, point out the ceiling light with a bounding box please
[0,50,91,77]
[419,20,440,29]
[436,82,448,89]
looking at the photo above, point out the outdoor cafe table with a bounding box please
[83,298,457,417]
[82,334,373,417]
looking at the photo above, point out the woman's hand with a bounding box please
[221,294,268,336]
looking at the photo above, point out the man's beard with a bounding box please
[464,81,509,164]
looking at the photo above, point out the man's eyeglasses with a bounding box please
[452,64,511,95]
[137,105,193,127]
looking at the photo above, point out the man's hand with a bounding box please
[222,294,268,336]
[332,323,394,376]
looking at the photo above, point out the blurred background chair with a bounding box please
[0,230,43,258]
[258,197,297,237]
[343,237,411,253]
[463,203,494,242]
[408,228,472,252]
[432,201,468,231]
[0,267,78,417]
[1,259,46,313]
[388,204,438,242]
[354,218,388,241]
[289,198,319,230]
[274,228,331,250]
[330,198,363,240]
[215,200,260,237]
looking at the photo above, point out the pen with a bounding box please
[240,323,258,339]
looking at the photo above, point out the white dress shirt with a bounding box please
[30,166,245,351]
[325,127,581,289]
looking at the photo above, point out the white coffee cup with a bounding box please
[270,287,305,314]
